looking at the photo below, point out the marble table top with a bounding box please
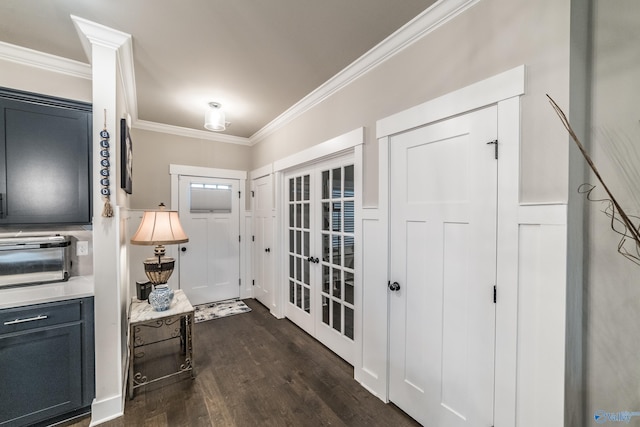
[130,289,193,324]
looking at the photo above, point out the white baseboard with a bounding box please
[89,394,124,426]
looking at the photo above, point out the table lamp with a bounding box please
[130,203,188,310]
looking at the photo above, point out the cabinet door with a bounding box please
[0,323,83,427]
[0,92,91,225]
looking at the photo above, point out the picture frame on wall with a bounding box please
[120,118,133,194]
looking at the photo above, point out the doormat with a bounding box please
[194,299,251,323]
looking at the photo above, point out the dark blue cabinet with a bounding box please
[0,88,92,225]
[0,297,95,427]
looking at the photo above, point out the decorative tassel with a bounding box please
[102,196,114,217]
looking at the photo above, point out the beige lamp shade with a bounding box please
[130,209,189,245]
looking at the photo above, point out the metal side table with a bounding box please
[128,289,194,398]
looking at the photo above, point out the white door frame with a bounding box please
[371,66,525,425]
[170,164,249,298]
[272,128,364,327]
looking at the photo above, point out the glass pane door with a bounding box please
[287,173,312,315]
[320,164,355,340]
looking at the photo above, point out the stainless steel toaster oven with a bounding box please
[0,235,71,288]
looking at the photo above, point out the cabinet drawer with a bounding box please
[0,299,82,335]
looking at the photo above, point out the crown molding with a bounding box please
[0,41,91,80]
[70,15,138,123]
[134,119,251,146]
[0,0,478,148]
[249,0,480,145]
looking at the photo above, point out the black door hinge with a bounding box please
[239,235,241,242]
[252,235,255,242]
[251,190,255,197]
[487,139,498,160]
[252,279,255,286]
[238,191,241,198]
[493,285,497,303]
[239,278,241,286]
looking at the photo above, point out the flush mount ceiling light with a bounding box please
[204,102,226,132]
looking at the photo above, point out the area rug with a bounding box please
[194,299,251,323]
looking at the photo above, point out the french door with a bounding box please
[284,156,355,364]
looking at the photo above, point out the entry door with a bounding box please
[178,175,240,305]
[284,157,356,364]
[252,175,274,309]
[389,106,498,427]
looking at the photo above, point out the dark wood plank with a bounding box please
[63,299,420,427]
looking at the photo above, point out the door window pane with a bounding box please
[304,231,310,257]
[289,204,294,227]
[332,301,341,332]
[289,230,294,254]
[296,204,302,228]
[332,168,341,199]
[344,201,354,233]
[345,307,354,339]
[322,234,330,263]
[332,269,341,298]
[303,287,310,313]
[190,183,232,213]
[323,265,330,294]
[289,178,294,201]
[322,296,330,325]
[322,203,330,231]
[345,271,354,304]
[322,170,330,199]
[344,165,354,197]
[290,281,295,304]
[333,236,341,266]
[304,259,310,285]
[303,175,310,201]
[296,177,302,201]
[304,203,310,229]
[332,202,342,232]
[344,236,354,269]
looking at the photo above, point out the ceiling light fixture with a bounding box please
[204,102,226,132]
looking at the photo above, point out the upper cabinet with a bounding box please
[0,88,92,225]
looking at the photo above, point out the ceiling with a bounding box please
[0,0,437,141]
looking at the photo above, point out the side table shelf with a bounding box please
[128,289,194,399]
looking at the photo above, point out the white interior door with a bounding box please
[252,175,274,309]
[178,175,240,305]
[284,156,356,364]
[389,106,498,427]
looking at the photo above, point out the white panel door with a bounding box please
[252,175,274,309]
[389,106,498,427]
[179,175,240,305]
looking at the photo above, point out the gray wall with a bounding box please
[128,128,251,209]
[251,0,573,206]
[586,0,640,421]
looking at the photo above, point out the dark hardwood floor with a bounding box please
[65,299,420,427]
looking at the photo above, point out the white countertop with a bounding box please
[0,275,95,309]
[129,289,193,324]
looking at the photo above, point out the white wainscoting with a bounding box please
[354,208,389,400]
[516,204,567,427]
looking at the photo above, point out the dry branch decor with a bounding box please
[547,94,640,265]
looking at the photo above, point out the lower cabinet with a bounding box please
[0,297,95,427]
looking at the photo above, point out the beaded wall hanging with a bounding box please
[99,109,114,217]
